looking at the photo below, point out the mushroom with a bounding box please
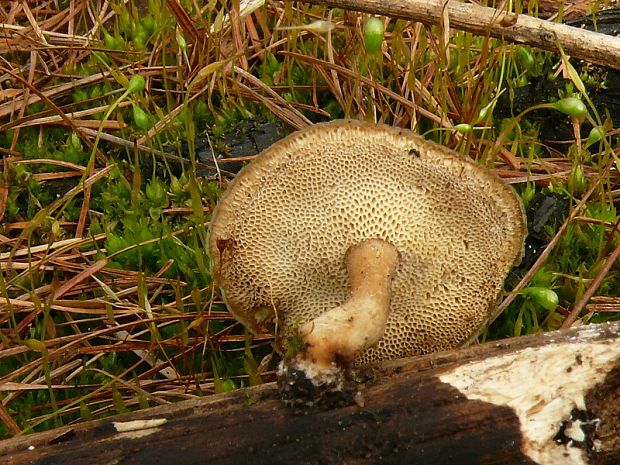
[208,119,526,403]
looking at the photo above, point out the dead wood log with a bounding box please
[305,0,620,71]
[1,322,620,465]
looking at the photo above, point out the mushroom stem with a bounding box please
[298,238,401,371]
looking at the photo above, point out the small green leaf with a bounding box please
[103,30,116,49]
[564,60,586,94]
[219,379,237,393]
[551,97,587,119]
[127,75,145,94]
[69,132,82,151]
[24,339,47,353]
[244,337,262,386]
[132,104,150,130]
[146,179,166,205]
[516,46,535,73]
[80,401,93,421]
[475,100,495,124]
[170,175,184,196]
[585,126,604,148]
[188,60,227,90]
[521,183,535,207]
[141,14,156,35]
[92,50,111,64]
[514,307,524,336]
[522,287,559,311]
[568,163,586,195]
[177,32,187,53]
[454,123,473,134]
[364,17,384,54]
[111,384,127,413]
[73,89,88,103]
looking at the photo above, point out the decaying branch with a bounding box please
[1,322,620,465]
[306,0,620,70]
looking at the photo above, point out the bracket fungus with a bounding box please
[208,119,526,405]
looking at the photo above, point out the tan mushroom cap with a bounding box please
[208,119,526,364]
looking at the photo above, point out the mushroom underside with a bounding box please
[208,120,527,403]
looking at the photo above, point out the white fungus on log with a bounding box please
[440,337,620,465]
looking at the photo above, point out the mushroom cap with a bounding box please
[208,119,526,364]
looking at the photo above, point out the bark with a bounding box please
[306,0,620,71]
[1,322,620,465]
